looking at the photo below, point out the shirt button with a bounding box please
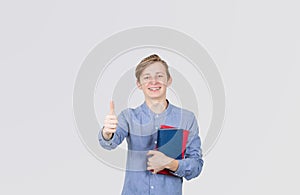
[154,141,157,144]
[155,114,159,118]
[155,126,158,130]
[150,186,154,189]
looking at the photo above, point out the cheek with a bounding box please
[141,84,149,90]
[137,81,143,89]
[158,80,168,86]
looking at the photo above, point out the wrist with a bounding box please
[165,159,179,172]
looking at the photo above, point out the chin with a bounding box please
[146,94,165,100]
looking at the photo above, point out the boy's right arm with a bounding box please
[99,101,128,150]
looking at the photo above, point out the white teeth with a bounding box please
[149,87,160,91]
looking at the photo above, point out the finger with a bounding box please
[104,118,118,125]
[147,150,157,156]
[146,166,155,173]
[103,128,116,134]
[109,100,115,115]
[147,164,151,170]
[105,114,117,119]
[104,124,117,129]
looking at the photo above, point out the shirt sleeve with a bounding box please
[172,113,204,180]
[98,110,129,150]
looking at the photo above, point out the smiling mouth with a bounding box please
[148,87,161,91]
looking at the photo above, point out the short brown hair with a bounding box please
[135,54,171,82]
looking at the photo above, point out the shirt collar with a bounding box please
[141,99,172,118]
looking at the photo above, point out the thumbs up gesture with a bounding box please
[102,100,118,140]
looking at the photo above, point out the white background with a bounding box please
[1,0,299,194]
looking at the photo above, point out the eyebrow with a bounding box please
[142,72,165,76]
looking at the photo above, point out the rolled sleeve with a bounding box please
[98,131,117,150]
[173,157,203,180]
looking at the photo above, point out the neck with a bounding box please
[145,98,168,114]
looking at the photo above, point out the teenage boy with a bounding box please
[99,54,203,195]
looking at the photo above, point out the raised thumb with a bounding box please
[109,100,115,114]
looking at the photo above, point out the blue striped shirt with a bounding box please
[99,101,203,195]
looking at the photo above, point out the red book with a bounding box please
[154,125,189,176]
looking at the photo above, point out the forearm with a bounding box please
[166,159,179,172]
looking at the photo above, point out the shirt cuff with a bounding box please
[172,160,185,177]
[98,131,115,148]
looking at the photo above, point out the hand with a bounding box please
[102,100,118,140]
[147,150,177,174]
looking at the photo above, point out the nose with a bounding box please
[149,76,158,84]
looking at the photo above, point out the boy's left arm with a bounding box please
[171,114,204,180]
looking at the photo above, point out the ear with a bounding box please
[166,76,172,87]
[136,80,142,89]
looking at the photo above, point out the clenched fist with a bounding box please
[147,150,179,174]
[102,100,118,140]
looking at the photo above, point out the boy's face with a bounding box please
[137,62,172,101]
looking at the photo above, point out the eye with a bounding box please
[143,76,149,80]
[158,74,164,78]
